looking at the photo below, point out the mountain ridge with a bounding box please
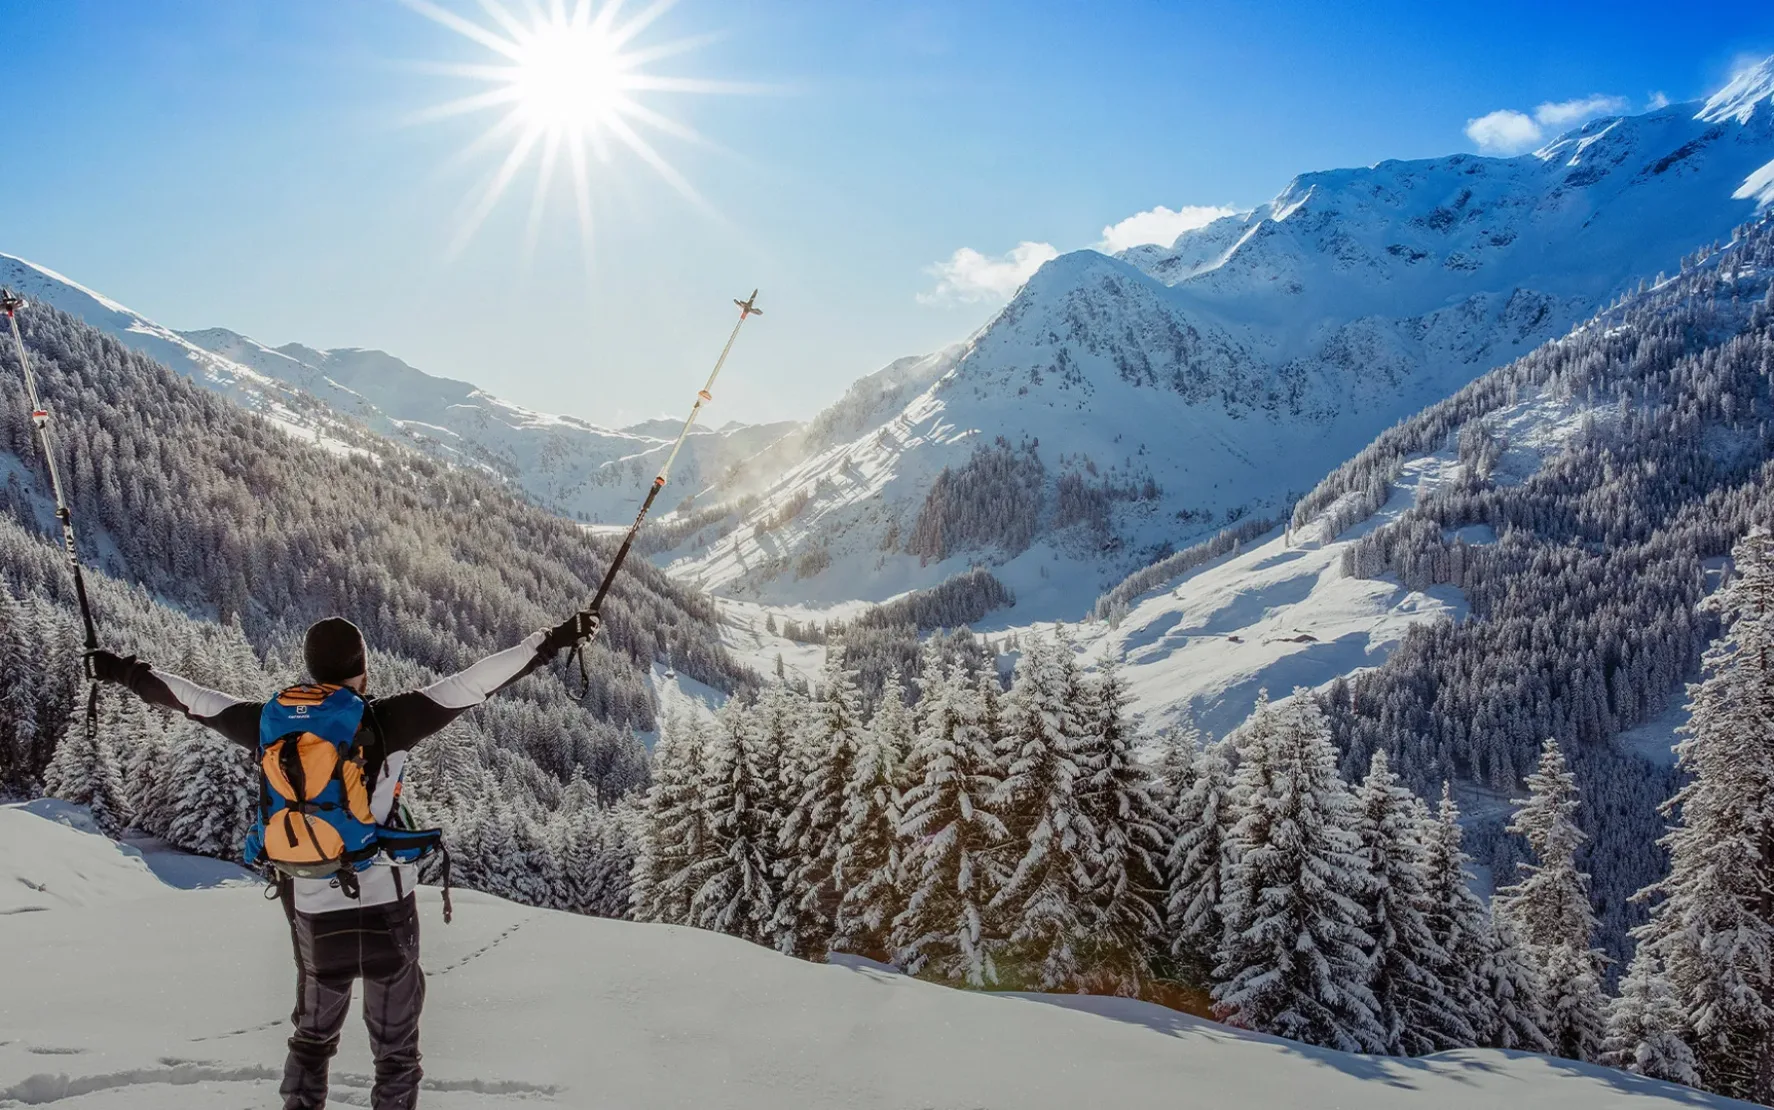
[663,63,1774,617]
[0,252,799,524]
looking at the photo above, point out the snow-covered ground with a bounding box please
[0,805,1749,1109]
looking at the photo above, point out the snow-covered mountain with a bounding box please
[666,59,1774,614]
[0,253,796,522]
[2,802,1746,1110]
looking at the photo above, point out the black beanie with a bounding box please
[304,617,367,685]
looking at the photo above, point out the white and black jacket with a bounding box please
[114,630,555,913]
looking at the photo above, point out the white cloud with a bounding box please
[1465,92,1630,154]
[1096,204,1239,253]
[918,241,1059,305]
[1647,91,1671,110]
[1465,109,1543,154]
[1533,94,1629,127]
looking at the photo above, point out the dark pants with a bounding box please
[281,893,426,1110]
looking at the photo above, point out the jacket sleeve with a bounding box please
[371,631,553,753]
[118,661,264,751]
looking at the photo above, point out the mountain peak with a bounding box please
[1699,54,1774,124]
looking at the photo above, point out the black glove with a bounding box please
[84,648,138,685]
[542,610,601,656]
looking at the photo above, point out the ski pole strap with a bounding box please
[440,846,454,925]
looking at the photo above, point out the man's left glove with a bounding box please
[84,649,138,685]
[542,610,601,657]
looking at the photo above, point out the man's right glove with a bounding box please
[84,649,138,685]
[542,610,601,657]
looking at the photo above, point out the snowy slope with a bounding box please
[670,60,1774,613]
[0,253,797,523]
[1048,372,1610,738]
[0,807,1748,1110]
[0,255,363,454]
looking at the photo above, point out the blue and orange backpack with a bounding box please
[243,684,451,918]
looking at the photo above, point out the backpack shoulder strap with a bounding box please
[359,697,389,796]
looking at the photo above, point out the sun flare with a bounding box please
[400,0,742,261]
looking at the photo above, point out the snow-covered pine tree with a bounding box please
[751,682,804,896]
[831,680,906,961]
[44,690,132,836]
[557,771,601,914]
[1074,658,1167,993]
[1355,751,1471,1055]
[505,796,555,908]
[771,652,866,959]
[587,797,639,919]
[1213,692,1383,1053]
[0,588,37,792]
[1626,529,1774,1101]
[630,714,711,925]
[1165,734,1232,984]
[872,672,916,788]
[1480,913,1554,1052]
[122,708,176,840]
[444,771,499,895]
[989,634,1097,990]
[1420,784,1495,1045]
[1494,738,1608,1062]
[1539,941,1609,1065]
[165,722,254,857]
[693,700,777,943]
[1607,947,1700,1087]
[892,658,1008,984]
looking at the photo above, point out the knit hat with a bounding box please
[304,617,367,685]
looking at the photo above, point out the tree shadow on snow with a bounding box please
[991,992,1497,1091]
[987,994,1742,1104]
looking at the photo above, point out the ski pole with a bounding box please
[2,289,102,730]
[565,290,762,684]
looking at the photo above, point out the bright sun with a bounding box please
[400,0,741,260]
[509,20,630,133]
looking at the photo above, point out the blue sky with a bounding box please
[3,1,1772,424]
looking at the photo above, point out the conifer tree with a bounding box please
[123,720,176,840]
[1165,735,1231,983]
[772,652,866,958]
[1480,913,1554,1052]
[751,681,805,903]
[1213,692,1383,1053]
[45,692,132,836]
[558,773,604,914]
[989,635,1096,990]
[871,672,916,784]
[1356,751,1471,1055]
[893,659,1008,984]
[694,701,778,943]
[1607,948,1700,1087]
[1420,784,1494,1045]
[0,589,37,792]
[1074,659,1167,993]
[165,725,254,857]
[831,681,906,961]
[1495,738,1607,1062]
[630,715,711,925]
[1628,530,1774,1100]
